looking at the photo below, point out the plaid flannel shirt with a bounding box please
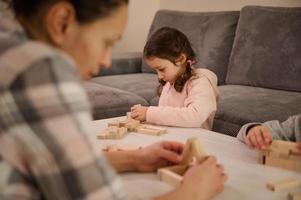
[0,31,127,200]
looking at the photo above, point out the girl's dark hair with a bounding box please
[143,27,197,95]
[3,0,129,24]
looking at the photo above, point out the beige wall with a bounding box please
[114,0,301,53]
[113,0,160,53]
[160,0,301,11]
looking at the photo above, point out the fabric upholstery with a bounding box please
[89,73,158,103]
[84,82,148,119]
[213,85,301,136]
[226,6,301,92]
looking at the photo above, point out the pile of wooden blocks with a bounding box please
[158,137,206,187]
[266,177,301,200]
[258,140,301,173]
[97,118,167,140]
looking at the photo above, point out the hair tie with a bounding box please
[187,59,196,66]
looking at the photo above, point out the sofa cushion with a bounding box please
[142,9,240,85]
[84,82,148,119]
[89,73,158,103]
[213,85,301,136]
[226,6,301,92]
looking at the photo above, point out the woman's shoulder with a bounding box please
[0,33,77,87]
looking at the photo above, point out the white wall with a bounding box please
[114,0,301,53]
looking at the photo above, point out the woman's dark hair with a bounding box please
[2,0,129,24]
[143,27,197,95]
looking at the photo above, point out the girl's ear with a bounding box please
[175,53,187,66]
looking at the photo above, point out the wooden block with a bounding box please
[119,119,130,127]
[266,177,301,191]
[288,191,301,200]
[117,127,127,137]
[191,139,206,163]
[180,138,206,165]
[137,127,161,136]
[97,127,127,140]
[258,150,269,164]
[124,119,140,131]
[144,125,167,134]
[108,120,120,127]
[158,165,188,188]
[266,152,300,172]
[269,140,299,155]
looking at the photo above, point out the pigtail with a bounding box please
[157,79,166,96]
[173,59,197,93]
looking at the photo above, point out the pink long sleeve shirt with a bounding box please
[146,68,219,129]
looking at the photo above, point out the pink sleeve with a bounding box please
[146,76,218,128]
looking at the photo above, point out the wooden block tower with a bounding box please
[258,140,301,173]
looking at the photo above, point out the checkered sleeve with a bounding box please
[0,55,127,199]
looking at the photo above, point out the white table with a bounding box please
[89,117,301,200]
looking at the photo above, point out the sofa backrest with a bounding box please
[226,6,301,92]
[141,10,240,85]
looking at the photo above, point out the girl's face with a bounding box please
[61,5,128,80]
[146,57,183,84]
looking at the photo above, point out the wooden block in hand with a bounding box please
[158,165,188,188]
[191,139,206,163]
[180,137,206,165]
[266,177,301,191]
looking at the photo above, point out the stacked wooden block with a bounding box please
[258,140,301,173]
[97,126,127,139]
[97,118,167,140]
[158,137,206,187]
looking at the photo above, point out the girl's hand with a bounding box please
[245,125,272,150]
[131,105,148,122]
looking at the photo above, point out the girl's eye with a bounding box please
[159,68,165,72]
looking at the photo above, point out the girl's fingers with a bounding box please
[248,134,257,149]
[254,132,264,149]
[261,128,272,144]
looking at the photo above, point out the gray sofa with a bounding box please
[85,6,301,137]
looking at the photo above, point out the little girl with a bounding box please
[131,27,219,129]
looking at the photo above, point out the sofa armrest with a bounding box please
[97,52,142,76]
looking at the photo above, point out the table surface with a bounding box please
[88,117,301,200]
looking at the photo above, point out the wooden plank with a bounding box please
[158,165,187,188]
[266,177,301,191]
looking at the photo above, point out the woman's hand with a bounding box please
[134,141,184,172]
